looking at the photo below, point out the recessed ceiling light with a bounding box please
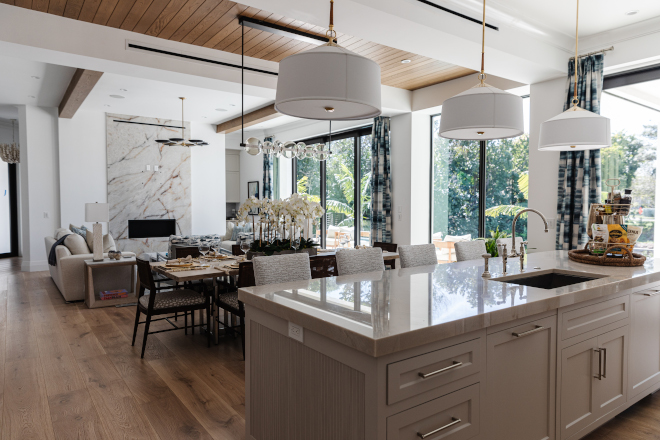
[104,105,111,107]
[229,104,236,107]
[216,108,227,112]
[119,88,128,92]
[109,94,125,99]
[401,59,412,64]
[28,95,35,98]
[31,76,40,79]
[626,10,639,15]
[203,116,208,119]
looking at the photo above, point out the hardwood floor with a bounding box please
[1,257,660,440]
[0,258,245,440]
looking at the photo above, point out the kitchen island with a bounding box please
[238,251,660,440]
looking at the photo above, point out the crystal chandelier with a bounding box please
[0,120,20,164]
[156,97,208,147]
[244,137,332,161]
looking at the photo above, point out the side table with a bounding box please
[84,257,138,308]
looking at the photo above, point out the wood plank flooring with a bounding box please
[1,257,660,440]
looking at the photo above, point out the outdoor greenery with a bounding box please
[431,113,530,241]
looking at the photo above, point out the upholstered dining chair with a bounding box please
[216,253,312,359]
[398,243,438,268]
[132,257,211,358]
[454,240,488,262]
[335,247,385,276]
[373,242,398,269]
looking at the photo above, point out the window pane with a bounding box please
[296,151,321,243]
[360,134,372,245]
[431,116,481,251]
[0,162,9,254]
[600,82,660,257]
[273,156,280,200]
[485,97,530,242]
[326,137,355,248]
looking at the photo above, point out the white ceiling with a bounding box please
[0,54,75,119]
[80,72,274,124]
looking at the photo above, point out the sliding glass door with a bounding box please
[293,126,372,249]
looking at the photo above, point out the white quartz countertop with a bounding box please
[238,251,660,357]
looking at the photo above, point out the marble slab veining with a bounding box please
[106,113,192,254]
[239,251,660,357]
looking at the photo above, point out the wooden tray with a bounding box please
[568,246,646,267]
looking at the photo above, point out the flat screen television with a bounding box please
[128,219,176,239]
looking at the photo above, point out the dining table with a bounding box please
[148,250,400,343]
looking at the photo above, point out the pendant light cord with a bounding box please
[478,0,487,85]
[181,97,184,139]
[241,21,245,147]
[326,0,337,43]
[572,0,580,108]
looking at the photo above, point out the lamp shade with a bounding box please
[85,203,109,223]
[538,107,611,151]
[275,45,382,121]
[439,85,524,140]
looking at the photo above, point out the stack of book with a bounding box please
[99,289,128,300]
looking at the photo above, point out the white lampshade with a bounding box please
[538,106,611,151]
[439,85,524,140]
[85,203,109,223]
[275,44,382,121]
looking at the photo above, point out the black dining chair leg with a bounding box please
[240,316,245,360]
[184,312,188,335]
[131,307,141,346]
[207,304,211,347]
[141,314,152,358]
[191,309,195,335]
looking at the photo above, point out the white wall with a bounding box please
[19,105,60,271]
[58,110,107,232]
[528,77,566,253]
[240,150,264,203]
[191,122,226,235]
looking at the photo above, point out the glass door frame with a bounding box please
[292,126,372,249]
[0,163,19,258]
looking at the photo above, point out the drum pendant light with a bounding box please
[439,0,523,140]
[275,0,382,121]
[538,0,610,151]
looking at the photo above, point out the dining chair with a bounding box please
[132,257,211,358]
[454,240,488,262]
[310,254,338,279]
[335,247,385,276]
[398,243,438,268]
[231,244,243,256]
[374,241,398,269]
[174,246,201,259]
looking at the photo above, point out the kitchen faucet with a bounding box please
[509,209,549,258]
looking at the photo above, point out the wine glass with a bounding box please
[240,239,251,257]
[340,234,349,248]
[198,243,210,263]
[291,237,300,252]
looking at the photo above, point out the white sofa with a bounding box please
[45,234,135,302]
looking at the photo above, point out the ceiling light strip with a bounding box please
[113,120,184,129]
[415,0,498,31]
[127,44,278,76]
[238,16,338,45]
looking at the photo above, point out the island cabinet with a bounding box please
[556,293,630,440]
[485,314,557,440]
[628,288,660,400]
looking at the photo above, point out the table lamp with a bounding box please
[85,202,109,262]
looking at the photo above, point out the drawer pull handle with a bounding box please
[642,292,660,296]
[417,417,461,438]
[594,349,602,380]
[512,325,544,338]
[602,347,607,378]
[418,361,463,379]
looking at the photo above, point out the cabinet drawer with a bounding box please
[561,295,629,340]
[387,338,481,405]
[387,383,479,440]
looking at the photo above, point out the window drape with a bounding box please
[556,54,604,250]
[263,136,274,199]
[371,116,392,244]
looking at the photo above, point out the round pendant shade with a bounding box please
[439,85,524,140]
[538,107,611,151]
[275,45,382,121]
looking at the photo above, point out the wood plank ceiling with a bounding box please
[2,0,475,90]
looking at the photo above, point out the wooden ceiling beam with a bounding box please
[216,104,282,134]
[58,68,103,118]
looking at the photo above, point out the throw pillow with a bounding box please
[85,230,118,253]
[55,228,73,240]
[64,234,91,255]
[70,224,88,238]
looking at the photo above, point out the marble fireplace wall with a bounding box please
[107,113,191,254]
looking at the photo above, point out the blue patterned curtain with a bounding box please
[556,54,604,250]
[263,136,274,199]
[371,117,392,244]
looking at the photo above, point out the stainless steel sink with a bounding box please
[492,269,608,290]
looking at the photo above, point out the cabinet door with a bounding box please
[629,291,660,399]
[226,171,240,203]
[560,337,599,440]
[595,326,628,416]
[486,315,556,440]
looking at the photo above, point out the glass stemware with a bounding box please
[291,237,300,252]
[198,243,210,263]
[240,239,251,256]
